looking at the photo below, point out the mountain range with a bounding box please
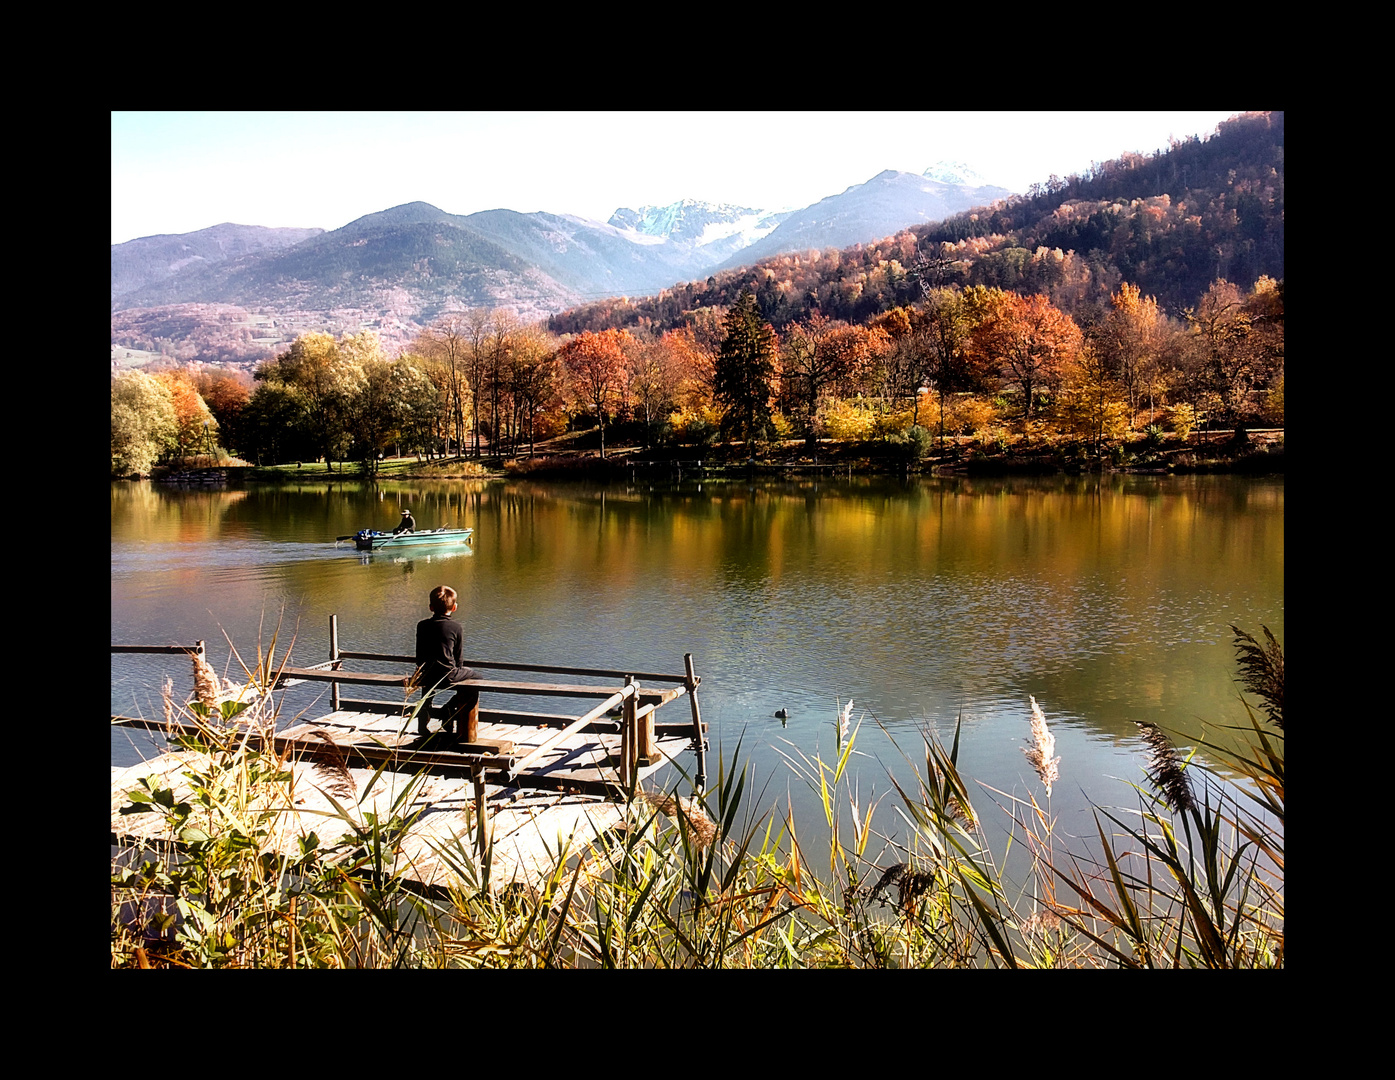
[110,165,1012,365]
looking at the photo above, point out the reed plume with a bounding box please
[191,650,222,711]
[1230,624,1284,731]
[867,862,934,912]
[1136,722,1196,815]
[306,729,356,800]
[637,790,719,848]
[1023,696,1060,796]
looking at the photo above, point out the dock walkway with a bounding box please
[111,620,709,896]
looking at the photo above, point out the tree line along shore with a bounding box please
[113,274,1283,481]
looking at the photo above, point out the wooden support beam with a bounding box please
[276,671,637,699]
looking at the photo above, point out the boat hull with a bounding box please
[352,528,474,551]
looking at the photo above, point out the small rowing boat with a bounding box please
[349,527,474,551]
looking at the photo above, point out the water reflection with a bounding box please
[112,474,1282,867]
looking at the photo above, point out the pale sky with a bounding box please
[111,111,1247,246]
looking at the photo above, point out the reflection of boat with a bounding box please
[351,527,474,552]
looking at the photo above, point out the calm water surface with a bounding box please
[111,473,1283,866]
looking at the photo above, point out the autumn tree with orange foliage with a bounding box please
[154,370,219,457]
[507,329,562,457]
[414,315,475,456]
[193,370,250,456]
[970,291,1082,418]
[559,328,633,458]
[658,325,717,410]
[625,333,692,446]
[1100,283,1166,427]
[1181,277,1283,432]
[780,313,877,447]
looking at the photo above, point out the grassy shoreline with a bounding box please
[111,629,1283,968]
[148,427,1283,485]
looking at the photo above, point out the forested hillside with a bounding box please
[548,112,1282,337]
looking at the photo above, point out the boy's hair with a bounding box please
[429,585,457,615]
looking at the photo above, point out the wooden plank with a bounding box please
[329,703,646,728]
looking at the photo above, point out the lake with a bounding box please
[111,472,1283,869]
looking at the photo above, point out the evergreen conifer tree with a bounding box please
[714,289,776,454]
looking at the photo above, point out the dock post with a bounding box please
[684,654,707,793]
[329,615,340,712]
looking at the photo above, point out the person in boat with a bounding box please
[414,585,479,739]
[392,509,416,534]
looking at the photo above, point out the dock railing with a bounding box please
[299,616,708,790]
[113,618,709,793]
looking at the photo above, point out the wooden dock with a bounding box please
[111,620,709,896]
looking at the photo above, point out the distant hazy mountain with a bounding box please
[112,204,583,321]
[716,168,1012,270]
[110,165,1016,363]
[111,223,324,303]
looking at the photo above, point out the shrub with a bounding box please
[886,424,932,465]
[1169,403,1197,440]
[531,407,569,443]
[823,399,879,441]
[666,405,723,447]
[1262,377,1284,426]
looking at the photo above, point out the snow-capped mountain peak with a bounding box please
[922,160,991,187]
[609,199,789,249]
